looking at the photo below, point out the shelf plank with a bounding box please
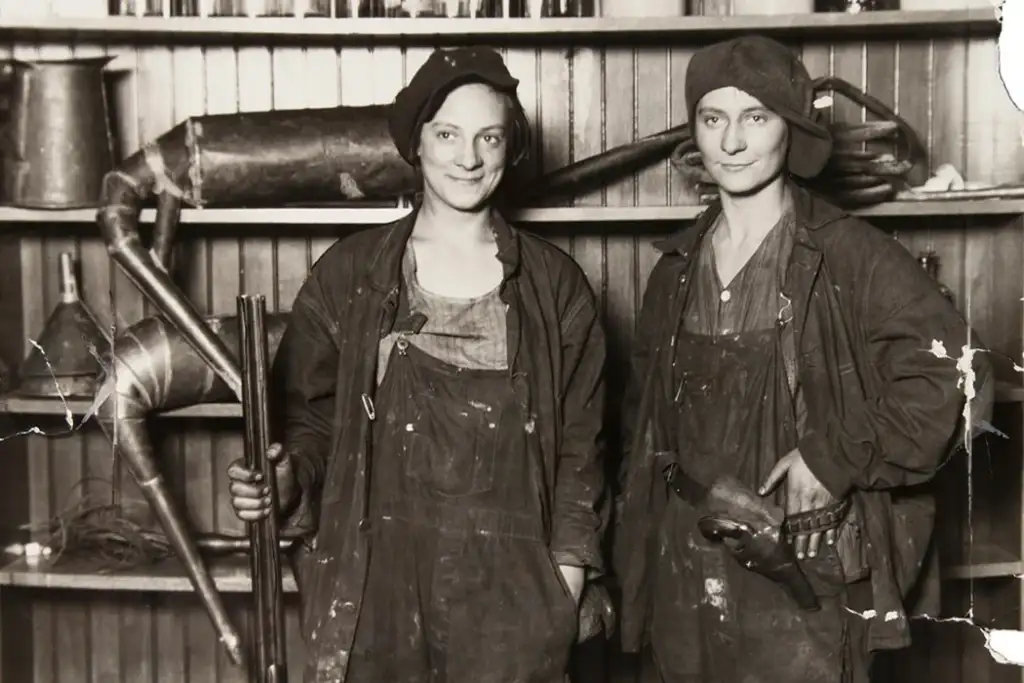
[0,11,999,45]
[1,543,1016,590]
[0,555,297,593]
[0,395,241,419]
[943,543,1024,581]
[4,199,1024,229]
[997,382,1024,404]
[854,199,1024,218]
[2,375,1021,424]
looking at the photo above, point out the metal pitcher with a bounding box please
[0,56,116,209]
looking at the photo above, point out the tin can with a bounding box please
[815,0,898,11]
[335,0,384,15]
[603,0,683,15]
[511,0,553,16]
[294,0,332,14]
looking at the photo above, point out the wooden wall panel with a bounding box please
[1,23,1022,683]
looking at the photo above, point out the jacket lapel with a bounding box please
[783,231,823,352]
[782,183,847,350]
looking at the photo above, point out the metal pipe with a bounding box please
[238,294,287,683]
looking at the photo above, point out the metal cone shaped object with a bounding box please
[16,253,111,398]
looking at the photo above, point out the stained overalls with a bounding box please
[346,245,578,683]
[645,212,858,683]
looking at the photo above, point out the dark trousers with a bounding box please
[570,635,609,683]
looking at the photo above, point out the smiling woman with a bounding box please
[417,84,510,215]
[225,46,612,683]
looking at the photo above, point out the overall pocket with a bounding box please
[402,381,502,498]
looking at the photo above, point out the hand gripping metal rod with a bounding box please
[238,294,288,683]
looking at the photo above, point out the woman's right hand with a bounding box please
[227,443,297,522]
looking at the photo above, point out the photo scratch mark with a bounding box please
[0,338,113,444]
[998,0,1024,115]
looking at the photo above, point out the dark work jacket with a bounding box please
[615,182,994,656]
[273,208,609,683]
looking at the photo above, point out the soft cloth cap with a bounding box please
[685,35,832,179]
[389,47,524,165]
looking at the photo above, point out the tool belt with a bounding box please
[659,454,849,612]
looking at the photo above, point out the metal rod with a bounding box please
[238,294,288,683]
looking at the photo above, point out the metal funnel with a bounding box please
[16,253,111,398]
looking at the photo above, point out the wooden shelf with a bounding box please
[997,382,1024,404]
[0,10,1000,45]
[0,554,297,593]
[0,395,242,419]
[855,199,1024,218]
[3,199,1024,229]
[3,379,1021,424]
[0,541,1016,591]
[943,543,1024,581]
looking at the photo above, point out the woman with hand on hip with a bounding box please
[616,35,988,683]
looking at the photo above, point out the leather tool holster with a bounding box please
[661,459,829,612]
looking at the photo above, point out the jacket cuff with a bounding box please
[797,430,855,500]
[280,449,320,536]
[550,543,605,580]
[280,489,317,537]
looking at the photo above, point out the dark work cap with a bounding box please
[685,35,832,179]
[388,47,522,164]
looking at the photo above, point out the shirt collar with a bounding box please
[365,203,521,292]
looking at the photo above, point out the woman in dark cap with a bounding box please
[615,35,988,683]
[227,47,610,683]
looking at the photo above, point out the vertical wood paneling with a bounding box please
[571,45,610,330]
[200,43,244,683]
[964,38,1003,354]
[37,37,90,683]
[270,47,310,313]
[1,22,1020,683]
[601,46,636,364]
[0,30,32,668]
[625,46,670,348]
[884,35,941,683]
[930,37,970,309]
[170,72,218,683]
[918,50,975,683]
[305,45,343,265]
[538,48,571,182]
[668,46,695,209]
[75,36,128,683]
[504,47,539,196]
[831,42,864,126]
[964,36,1024,683]
[571,45,603,212]
[566,41,603,291]
[891,38,934,281]
[12,37,55,683]
[154,593,187,683]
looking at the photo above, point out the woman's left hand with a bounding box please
[558,565,586,605]
[759,448,838,560]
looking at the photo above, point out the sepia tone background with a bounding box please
[1,6,1023,683]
